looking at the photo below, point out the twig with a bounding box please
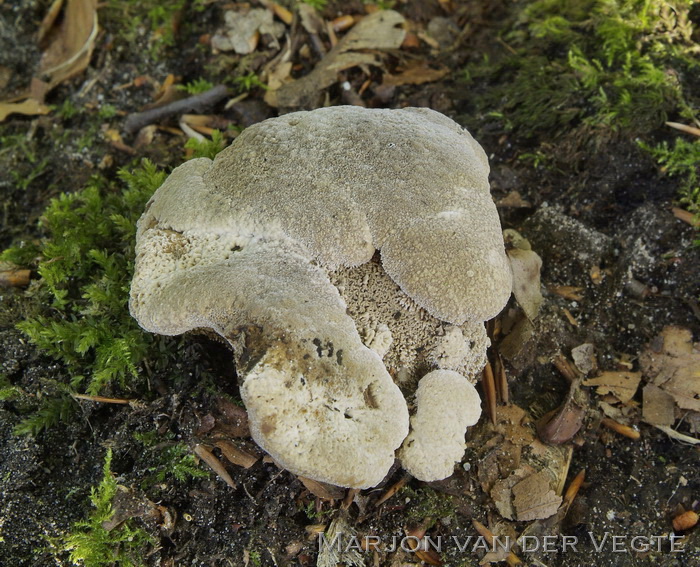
[124,85,230,134]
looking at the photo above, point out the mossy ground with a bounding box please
[0,1,698,566]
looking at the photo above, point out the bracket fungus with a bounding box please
[130,106,512,488]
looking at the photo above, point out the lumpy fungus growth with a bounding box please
[129,106,512,488]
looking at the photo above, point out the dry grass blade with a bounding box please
[38,0,98,90]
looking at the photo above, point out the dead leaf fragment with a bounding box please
[640,326,700,413]
[211,9,285,54]
[507,247,544,321]
[497,191,532,208]
[38,0,98,90]
[265,10,406,108]
[0,98,51,122]
[512,470,563,521]
[642,384,676,426]
[583,371,641,403]
[214,440,258,469]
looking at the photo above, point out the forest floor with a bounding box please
[0,1,699,566]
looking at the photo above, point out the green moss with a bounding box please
[639,137,700,214]
[1,160,181,434]
[184,130,227,159]
[134,433,209,488]
[63,449,154,567]
[402,487,455,528]
[177,78,215,95]
[463,0,697,138]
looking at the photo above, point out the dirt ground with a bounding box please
[0,1,699,566]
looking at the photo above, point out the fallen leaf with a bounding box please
[265,10,406,108]
[512,470,563,521]
[38,0,98,90]
[640,326,700,412]
[571,343,597,375]
[0,98,51,122]
[508,247,544,321]
[583,371,641,403]
[497,190,532,208]
[211,8,285,54]
[214,440,258,469]
[642,384,675,427]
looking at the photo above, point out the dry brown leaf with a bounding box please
[497,190,532,208]
[583,371,641,403]
[382,62,450,87]
[512,470,563,521]
[508,247,544,321]
[211,8,284,54]
[214,440,258,469]
[0,98,51,122]
[265,10,406,108]
[38,0,98,90]
[640,326,700,413]
[642,384,675,427]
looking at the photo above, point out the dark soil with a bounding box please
[1,1,698,566]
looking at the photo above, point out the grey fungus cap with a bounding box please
[129,106,511,487]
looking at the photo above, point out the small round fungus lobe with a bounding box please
[399,370,482,482]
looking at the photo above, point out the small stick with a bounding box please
[601,418,640,440]
[0,269,31,287]
[124,85,230,135]
[482,360,497,425]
